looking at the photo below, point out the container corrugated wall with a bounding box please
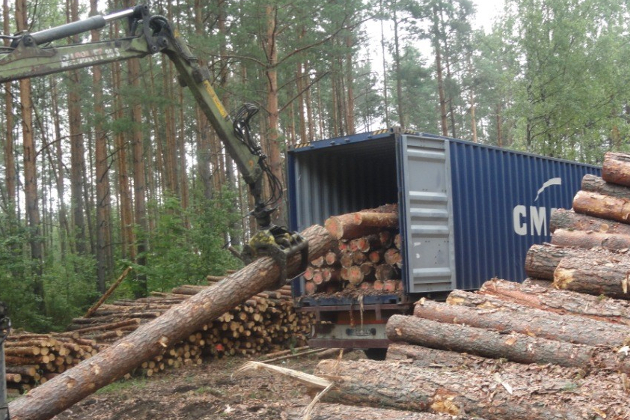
[447,140,600,290]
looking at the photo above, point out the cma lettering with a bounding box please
[513,205,557,236]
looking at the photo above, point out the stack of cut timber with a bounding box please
[61,283,313,376]
[522,151,630,297]
[6,281,314,393]
[304,204,403,295]
[371,278,630,419]
[4,333,98,395]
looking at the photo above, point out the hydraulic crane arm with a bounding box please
[0,5,308,286]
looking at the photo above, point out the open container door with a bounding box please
[397,133,457,294]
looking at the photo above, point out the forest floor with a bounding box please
[43,351,366,420]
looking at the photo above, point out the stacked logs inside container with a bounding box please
[60,283,313,378]
[4,333,99,396]
[303,204,403,296]
[523,151,630,296]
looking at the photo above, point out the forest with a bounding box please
[0,0,629,332]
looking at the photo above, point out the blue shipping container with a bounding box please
[288,129,601,300]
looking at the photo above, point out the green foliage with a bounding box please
[0,214,49,331]
[135,192,241,292]
[41,252,99,330]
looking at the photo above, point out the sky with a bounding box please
[473,0,505,32]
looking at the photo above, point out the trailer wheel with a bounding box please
[364,348,387,360]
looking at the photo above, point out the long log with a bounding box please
[550,208,630,235]
[551,228,630,251]
[582,174,630,200]
[9,224,334,420]
[572,190,630,224]
[554,255,630,299]
[439,291,630,346]
[315,359,596,420]
[525,244,620,280]
[84,267,133,318]
[288,403,472,420]
[386,343,488,367]
[386,314,629,373]
[602,151,630,187]
[325,207,398,240]
[480,279,630,325]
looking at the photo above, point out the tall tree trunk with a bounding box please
[379,0,390,127]
[3,0,15,213]
[128,55,148,298]
[112,55,134,261]
[67,0,87,255]
[50,79,70,257]
[304,61,314,141]
[263,4,285,224]
[392,3,404,128]
[432,5,448,137]
[466,53,478,142]
[496,102,503,147]
[345,35,355,135]
[16,0,44,307]
[91,0,111,293]
[193,0,213,201]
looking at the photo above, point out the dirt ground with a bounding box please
[48,351,363,420]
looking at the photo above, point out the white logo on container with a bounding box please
[513,178,561,236]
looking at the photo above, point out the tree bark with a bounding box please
[524,243,619,280]
[9,225,334,420]
[288,403,466,420]
[17,0,44,301]
[67,0,88,255]
[386,342,488,367]
[551,228,630,250]
[439,290,630,346]
[554,255,630,299]
[91,0,111,292]
[582,174,630,200]
[315,358,593,420]
[3,0,15,212]
[550,208,630,235]
[602,151,630,187]
[387,314,601,369]
[480,278,630,326]
[325,207,398,240]
[572,190,630,224]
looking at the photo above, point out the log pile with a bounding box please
[62,283,314,375]
[304,204,403,295]
[4,333,98,395]
[522,152,630,298]
[5,281,315,394]
[375,278,630,418]
[260,154,630,419]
